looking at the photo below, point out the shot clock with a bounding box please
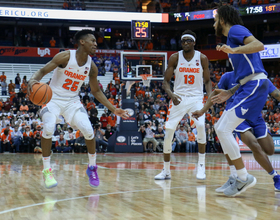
[131,20,151,40]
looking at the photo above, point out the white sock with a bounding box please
[164,161,170,173]
[88,153,96,167]
[269,170,278,177]
[229,165,237,178]
[236,167,248,181]
[42,156,51,170]
[198,153,205,164]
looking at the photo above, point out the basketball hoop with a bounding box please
[140,74,152,87]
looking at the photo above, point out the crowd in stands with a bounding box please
[0,58,280,154]
[136,0,277,13]
[62,0,86,10]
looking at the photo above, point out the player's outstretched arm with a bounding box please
[201,54,212,97]
[163,53,182,106]
[211,84,241,104]
[216,36,264,54]
[89,61,129,119]
[28,51,70,95]
[270,89,280,102]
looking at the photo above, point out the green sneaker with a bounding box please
[42,168,58,189]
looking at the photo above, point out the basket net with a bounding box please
[140,74,152,87]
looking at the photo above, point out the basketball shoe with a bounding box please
[215,176,236,193]
[223,174,257,197]
[86,165,99,187]
[42,168,58,189]
[274,175,280,191]
[196,163,206,180]
[154,169,171,180]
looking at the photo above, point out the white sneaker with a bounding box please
[154,169,171,180]
[196,163,206,180]
[215,176,235,193]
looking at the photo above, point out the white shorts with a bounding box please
[42,93,85,126]
[165,95,205,130]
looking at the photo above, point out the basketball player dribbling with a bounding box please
[28,30,129,189]
[154,30,212,181]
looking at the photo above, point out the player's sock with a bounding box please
[42,156,51,170]
[164,161,170,173]
[236,167,248,181]
[269,170,278,177]
[229,165,237,178]
[198,153,205,165]
[88,153,96,167]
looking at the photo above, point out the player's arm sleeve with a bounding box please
[229,25,252,45]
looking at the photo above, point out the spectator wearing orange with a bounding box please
[108,95,115,105]
[266,97,274,111]
[21,80,28,96]
[75,130,80,139]
[1,128,12,153]
[62,0,68,9]
[23,126,33,138]
[187,127,196,153]
[146,41,153,50]
[212,113,220,126]
[107,80,114,91]
[1,124,13,134]
[268,111,275,124]
[0,72,6,82]
[33,125,43,138]
[0,98,3,111]
[8,80,15,93]
[9,89,16,102]
[274,108,280,123]
[108,113,117,128]
[272,122,279,134]
[205,112,212,124]
[50,37,56,47]
[110,85,117,98]
[100,113,108,129]
[20,101,29,113]
[86,99,96,111]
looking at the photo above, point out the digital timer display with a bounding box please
[239,4,280,15]
[131,20,151,40]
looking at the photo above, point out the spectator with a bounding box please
[8,80,15,94]
[274,108,280,123]
[22,125,33,152]
[33,125,43,138]
[50,37,56,47]
[115,39,123,49]
[1,79,7,96]
[0,72,6,82]
[62,0,69,9]
[175,125,189,152]
[154,125,165,152]
[94,123,108,152]
[107,112,117,130]
[20,79,28,97]
[187,127,196,153]
[65,127,76,147]
[11,125,23,153]
[74,131,86,153]
[1,128,12,153]
[100,113,108,129]
[75,0,82,9]
[19,101,29,114]
[55,132,71,153]
[34,132,42,153]
[15,73,21,89]
[142,121,158,152]
[104,58,112,72]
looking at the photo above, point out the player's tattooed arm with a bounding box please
[211,83,240,104]
[28,51,70,95]
[163,53,182,105]
[271,89,280,102]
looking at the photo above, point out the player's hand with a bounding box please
[216,44,236,54]
[27,79,40,96]
[114,108,130,119]
[171,94,182,106]
[191,110,204,119]
[211,89,232,104]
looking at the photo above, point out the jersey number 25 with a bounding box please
[62,79,79,91]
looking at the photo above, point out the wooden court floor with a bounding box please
[0,152,280,220]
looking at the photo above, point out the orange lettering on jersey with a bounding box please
[179,67,200,73]
[64,70,87,81]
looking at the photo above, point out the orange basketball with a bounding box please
[29,83,53,106]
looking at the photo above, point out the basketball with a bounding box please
[29,83,53,106]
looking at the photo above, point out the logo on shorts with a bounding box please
[117,136,126,143]
[241,107,249,115]
[125,108,134,116]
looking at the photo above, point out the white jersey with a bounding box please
[49,50,91,97]
[174,50,203,97]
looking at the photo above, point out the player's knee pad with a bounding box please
[72,110,94,140]
[196,122,206,144]
[42,111,56,139]
[163,128,175,154]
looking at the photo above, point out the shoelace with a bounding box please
[90,170,96,179]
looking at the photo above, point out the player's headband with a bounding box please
[181,34,196,42]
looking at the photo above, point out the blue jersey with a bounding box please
[227,25,267,83]
[217,71,237,106]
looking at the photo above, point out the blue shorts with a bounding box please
[235,114,270,139]
[226,79,269,122]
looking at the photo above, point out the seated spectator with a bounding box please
[62,0,69,9]
[171,133,178,152]
[74,131,87,153]
[187,127,196,153]
[22,125,33,152]
[55,132,71,153]
[94,123,108,152]
[154,125,165,152]
[33,125,43,137]
[34,132,42,153]
[107,113,117,130]
[175,125,189,152]
[143,121,158,152]
[54,124,62,136]
[20,101,29,114]
[11,125,23,153]
[1,128,12,153]
[50,37,56,47]
[65,127,76,147]
[104,124,114,144]
[100,113,108,129]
